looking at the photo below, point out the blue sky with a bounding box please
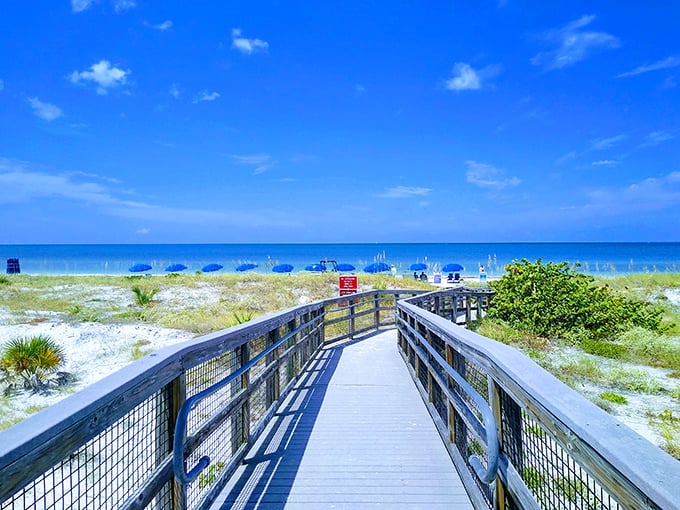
[1,1,679,243]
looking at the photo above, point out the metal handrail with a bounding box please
[397,315,499,484]
[173,315,323,485]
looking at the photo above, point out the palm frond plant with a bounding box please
[1,335,66,391]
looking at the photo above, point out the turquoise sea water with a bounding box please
[0,243,679,276]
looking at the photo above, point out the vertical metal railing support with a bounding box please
[489,379,505,510]
[373,294,381,328]
[349,300,356,339]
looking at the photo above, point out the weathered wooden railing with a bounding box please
[0,289,416,510]
[398,289,680,510]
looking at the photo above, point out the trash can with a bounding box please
[6,258,20,274]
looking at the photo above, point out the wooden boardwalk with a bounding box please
[209,330,473,510]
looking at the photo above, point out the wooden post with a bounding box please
[349,300,356,339]
[373,294,381,329]
[232,344,250,453]
[265,330,279,408]
[155,375,186,510]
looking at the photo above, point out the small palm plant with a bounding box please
[1,335,65,390]
[131,286,160,306]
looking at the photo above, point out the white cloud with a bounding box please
[465,160,520,189]
[374,186,432,198]
[590,134,627,151]
[148,20,173,31]
[591,160,619,167]
[231,28,269,55]
[639,130,674,148]
[231,154,276,175]
[113,0,135,12]
[531,15,620,70]
[136,227,151,235]
[586,172,680,213]
[27,97,63,121]
[445,63,480,91]
[355,84,366,95]
[0,79,4,91]
[617,56,680,78]
[556,151,577,165]
[0,158,294,227]
[71,0,95,12]
[193,90,220,103]
[70,60,129,95]
[169,83,180,98]
[445,62,501,91]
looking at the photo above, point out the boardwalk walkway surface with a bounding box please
[209,330,473,510]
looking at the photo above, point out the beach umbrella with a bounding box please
[363,262,390,273]
[409,262,427,271]
[129,263,152,273]
[272,263,294,273]
[202,263,223,273]
[236,263,258,272]
[336,263,356,272]
[305,263,326,272]
[165,263,187,272]
[442,263,464,273]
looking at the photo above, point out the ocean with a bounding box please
[1,243,679,276]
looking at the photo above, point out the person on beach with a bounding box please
[479,264,486,282]
[419,271,428,281]
[413,271,418,280]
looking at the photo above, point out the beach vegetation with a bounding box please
[599,391,628,404]
[131,286,159,306]
[580,339,626,359]
[487,259,669,342]
[130,340,153,361]
[647,409,680,460]
[0,276,11,285]
[1,335,66,391]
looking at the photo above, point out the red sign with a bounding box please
[339,275,358,297]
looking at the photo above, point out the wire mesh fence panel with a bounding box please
[249,383,267,433]
[2,391,166,510]
[186,418,234,510]
[186,352,240,434]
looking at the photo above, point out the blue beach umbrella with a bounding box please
[165,263,187,272]
[336,263,356,272]
[236,263,258,272]
[202,263,223,273]
[272,263,294,273]
[442,263,464,273]
[305,263,326,272]
[363,262,390,273]
[409,262,427,271]
[129,263,152,273]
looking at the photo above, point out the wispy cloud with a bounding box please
[147,20,173,31]
[590,134,627,151]
[617,56,680,78]
[591,160,619,167]
[531,15,620,70]
[556,151,577,165]
[231,154,275,174]
[27,97,63,121]
[0,158,293,227]
[374,186,432,198]
[465,161,520,189]
[0,79,4,91]
[193,90,220,103]
[169,83,180,98]
[231,28,269,55]
[69,60,129,95]
[355,84,366,95]
[445,62,501,91]
[113,0,135,12]
[639,130,674,148]
[586,171,680,214]
[71,0,95,13]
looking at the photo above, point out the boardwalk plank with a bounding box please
[209,331,473,510]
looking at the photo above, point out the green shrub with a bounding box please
[1,335,65,390]
[581,339,626,359]
[599,391,628,404]
[604,367,664,394]
[487,259,667,341]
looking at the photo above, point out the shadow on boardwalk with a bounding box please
[210,330,472,510]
